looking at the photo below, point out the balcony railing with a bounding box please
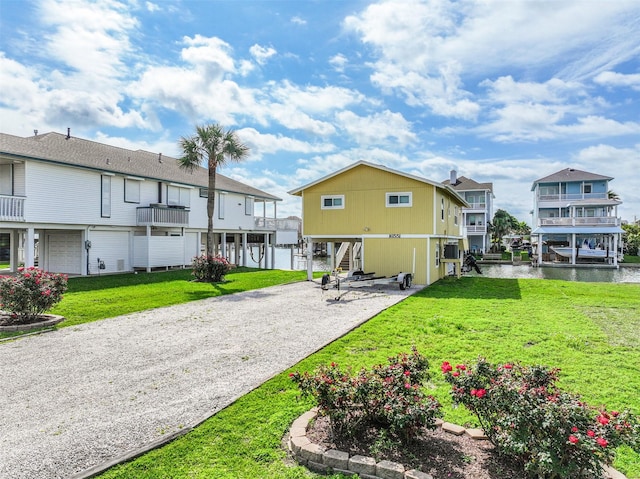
[464,202,486,210]
[254,217,300,232]
[0,195,25,221]
[538,217,620,227]
[137,205,189,226]
[538,192,608,202]
[465,225,487,233]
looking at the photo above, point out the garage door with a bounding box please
[47,233,82,274]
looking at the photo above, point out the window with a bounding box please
[0,164,12,195]
[386,192,412,207]
[435,246,440,267]
[582,183,592,195]
[199,187,208,198]
[101,175,111,218]
[124,178,140,203]
[218,192,226,219]
[167,185,191,207]
[245,196,254,216]
[454,206,458,225]
[321,195,344,209]
[441,198,445,220]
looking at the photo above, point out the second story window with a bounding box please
[441,198,445,221]
[101,174,111,218]
[386,192,412,207]
[245,196,254,215]
[582,183,592,195]
[124,178,141,203]
[321,195,344,209]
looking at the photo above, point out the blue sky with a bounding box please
[1,0,639,224]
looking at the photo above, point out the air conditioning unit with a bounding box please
[444,244,459,259]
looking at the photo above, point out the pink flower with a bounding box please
[404,383,411,389]
[504,363,513,369]
[404,370,411,376]
[475,388,486,398]
[571,426,578,433]
[596,437,608,448]
[597,415,610,425]
[569,435,579,444]
[441,362,453,373]
[452,371,460,377]
[587,430,595,438]
[455,364,466,371]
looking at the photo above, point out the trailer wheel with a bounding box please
[400,274,412,290]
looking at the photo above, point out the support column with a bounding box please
[221,233,227,260]
[24,228,35,268]
[242,233,247,267]
[270,234,275,270]
[306,237,313,281]
[146,225,151,272]
[571,233,577,265]
[234,234,240,265]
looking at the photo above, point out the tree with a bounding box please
[178,124,250,259]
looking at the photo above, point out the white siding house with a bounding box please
[0,131,286,275]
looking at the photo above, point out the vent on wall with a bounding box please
[117,259,125,271]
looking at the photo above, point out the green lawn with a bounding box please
[94,276,640,479]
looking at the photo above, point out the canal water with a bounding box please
[248,247,640,284]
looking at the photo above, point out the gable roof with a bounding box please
[531,168,612,191]
[0,132,280,201]
[288,160,468,206]
[442,175,494,194]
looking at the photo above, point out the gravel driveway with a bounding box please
[0,280,417,479]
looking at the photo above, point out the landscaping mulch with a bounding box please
[306,414,524,479]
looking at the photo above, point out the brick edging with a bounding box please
[287,408,627,479]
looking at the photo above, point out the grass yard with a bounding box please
[96,276,640,479]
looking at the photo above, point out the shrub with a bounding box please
[290,347,442,442]
[191,255,234,282]
[442,358,640,479]
[0,267,68,323]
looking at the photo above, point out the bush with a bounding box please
[191,255,234,282]
[290,348,442,442]
[442,358,640,479]
[0,267,68,323]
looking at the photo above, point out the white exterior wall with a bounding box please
[88,229,131,274]
[133,235,185,268]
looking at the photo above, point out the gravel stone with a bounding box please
[0,280,417,479]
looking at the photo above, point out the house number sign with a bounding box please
[389,234,401,238]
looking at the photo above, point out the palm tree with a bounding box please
[178,124,250,259]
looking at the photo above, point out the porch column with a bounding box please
[537,234,543,265]
[234,234,240,265]
[9,229,18,271]
[242,232,247,267]
[24,227,35,268]
[221,233,227,260]
[146,225,151,273]
[270,233,276,270]
[306,237,313,281]
[613,235,619,267]
[571,233,577,265]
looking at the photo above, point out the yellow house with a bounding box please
[288,161,469,286]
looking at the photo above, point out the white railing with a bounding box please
[465,225,487,233]
[136,206,189,226]
[464,202,486,210]
[0,195,25,221]
[538,192,609,202]
[254,217,300,232]
[538,217,620,227]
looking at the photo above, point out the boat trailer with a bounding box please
[321,270,413,300]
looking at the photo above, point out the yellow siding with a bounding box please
[302,164,436,236]
[363,238,429,284]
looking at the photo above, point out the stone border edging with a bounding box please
[0,314,64,332]
[287,408,627,479]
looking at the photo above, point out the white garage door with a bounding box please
[47,233,82,274]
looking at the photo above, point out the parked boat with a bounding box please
[551,240,608,259]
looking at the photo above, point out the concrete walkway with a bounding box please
[0,280,417,479]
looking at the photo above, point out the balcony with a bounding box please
[0,195,25,221]
[137,205,189,227]
[538,216,620,227]
[465,224,487,233]
[254,217,300,231]
[464,202,486,211]
[537,192,608,203]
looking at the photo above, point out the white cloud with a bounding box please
[335,110,416,146]
[291,16,307,26]
[594,71,640,91]
[181,35,236,79]
[249,44,277,65]
[329,53,348,73]
[145,2,160,13]
[237,128,335,157]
